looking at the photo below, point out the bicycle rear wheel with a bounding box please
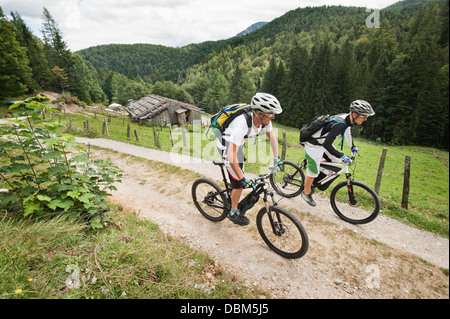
[269,160,304,198]
[330,180,380,224]
[256,205,309,259]
[191,178,228,222]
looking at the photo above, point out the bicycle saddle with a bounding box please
[213,159,225,166]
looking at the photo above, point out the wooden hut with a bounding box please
[125,94,202,126]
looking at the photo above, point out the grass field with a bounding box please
[0,206,263,299]
[1,104,448,299]
[53,109,449,237]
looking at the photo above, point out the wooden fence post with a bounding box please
[281,131,287,161]
[169,125,174,147]
[401,155,411,209]
[127,124,130,139]
[182,128,187,147]
[103,118,109,136]
[153,126,160,149]
[134,129,139,141]
[375,147,387,194]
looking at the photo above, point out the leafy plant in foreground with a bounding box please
[0,95,123,228]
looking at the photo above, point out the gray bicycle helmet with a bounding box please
[350,100,375,116]
[251,93,282,114]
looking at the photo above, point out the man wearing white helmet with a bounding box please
[301,100,375,207]
[217,92,283,226]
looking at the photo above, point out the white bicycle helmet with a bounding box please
[350,100,375,116]
[251,93,282,114]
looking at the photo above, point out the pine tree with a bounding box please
[41,7,71,71]
[229,66,244,104]
[303,40,334,117]
[202,71,229,113]
[0,14,32,97]
[278,46,310,127]
[229,66,256,104]
[261,58,279,95]
[331,40,356,115]
[10,12,52,91]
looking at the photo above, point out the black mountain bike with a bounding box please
[269,153,380,224]
[191,160,309,259]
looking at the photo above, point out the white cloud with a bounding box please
[1,0,399,51]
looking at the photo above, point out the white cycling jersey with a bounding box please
[216,112,272,180]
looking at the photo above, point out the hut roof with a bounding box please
[125,94,199,121]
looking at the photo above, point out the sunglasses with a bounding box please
[263,113,275,119]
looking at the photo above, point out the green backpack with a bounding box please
[206,104,252,141]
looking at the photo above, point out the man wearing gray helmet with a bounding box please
[301,100,375,207]
[217,93,283,226]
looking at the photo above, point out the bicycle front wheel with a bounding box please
[256,206,309,259]
[191,178,228,222]
[330,180,380,224]
[269,160,304,198]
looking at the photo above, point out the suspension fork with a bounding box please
[263,189,283,235]
[346,173,357,205]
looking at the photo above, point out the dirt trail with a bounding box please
[77,137,449,299]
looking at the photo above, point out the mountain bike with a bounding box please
[191,160,309,259]
[269,153,380,224]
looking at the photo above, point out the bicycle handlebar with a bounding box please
[348,151,359,164]
[251,165,279,185]
[338,151,359,166]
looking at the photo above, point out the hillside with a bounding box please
[70,0,450,149]
[76,6,380,82]
[77,41,226,83]
[77,1,431,82]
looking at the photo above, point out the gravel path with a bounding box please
[76,137,449,298]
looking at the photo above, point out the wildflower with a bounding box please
[15,289,23,294]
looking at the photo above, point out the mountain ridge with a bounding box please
[236,21,268,37]
[76,0,444,84]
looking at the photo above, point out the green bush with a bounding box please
[0,96,122,228]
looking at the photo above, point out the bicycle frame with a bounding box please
[214,160,276,212]
[299,153,358,208]
[302,153,357,191]
[315,161,348,186]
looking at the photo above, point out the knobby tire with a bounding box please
[256,205,309,259]
[330,180,380,224]
[269,160,304,198]
[191,178,228,222]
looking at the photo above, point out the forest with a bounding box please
[1,0,448,149]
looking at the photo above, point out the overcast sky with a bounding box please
[1,0,400,51]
